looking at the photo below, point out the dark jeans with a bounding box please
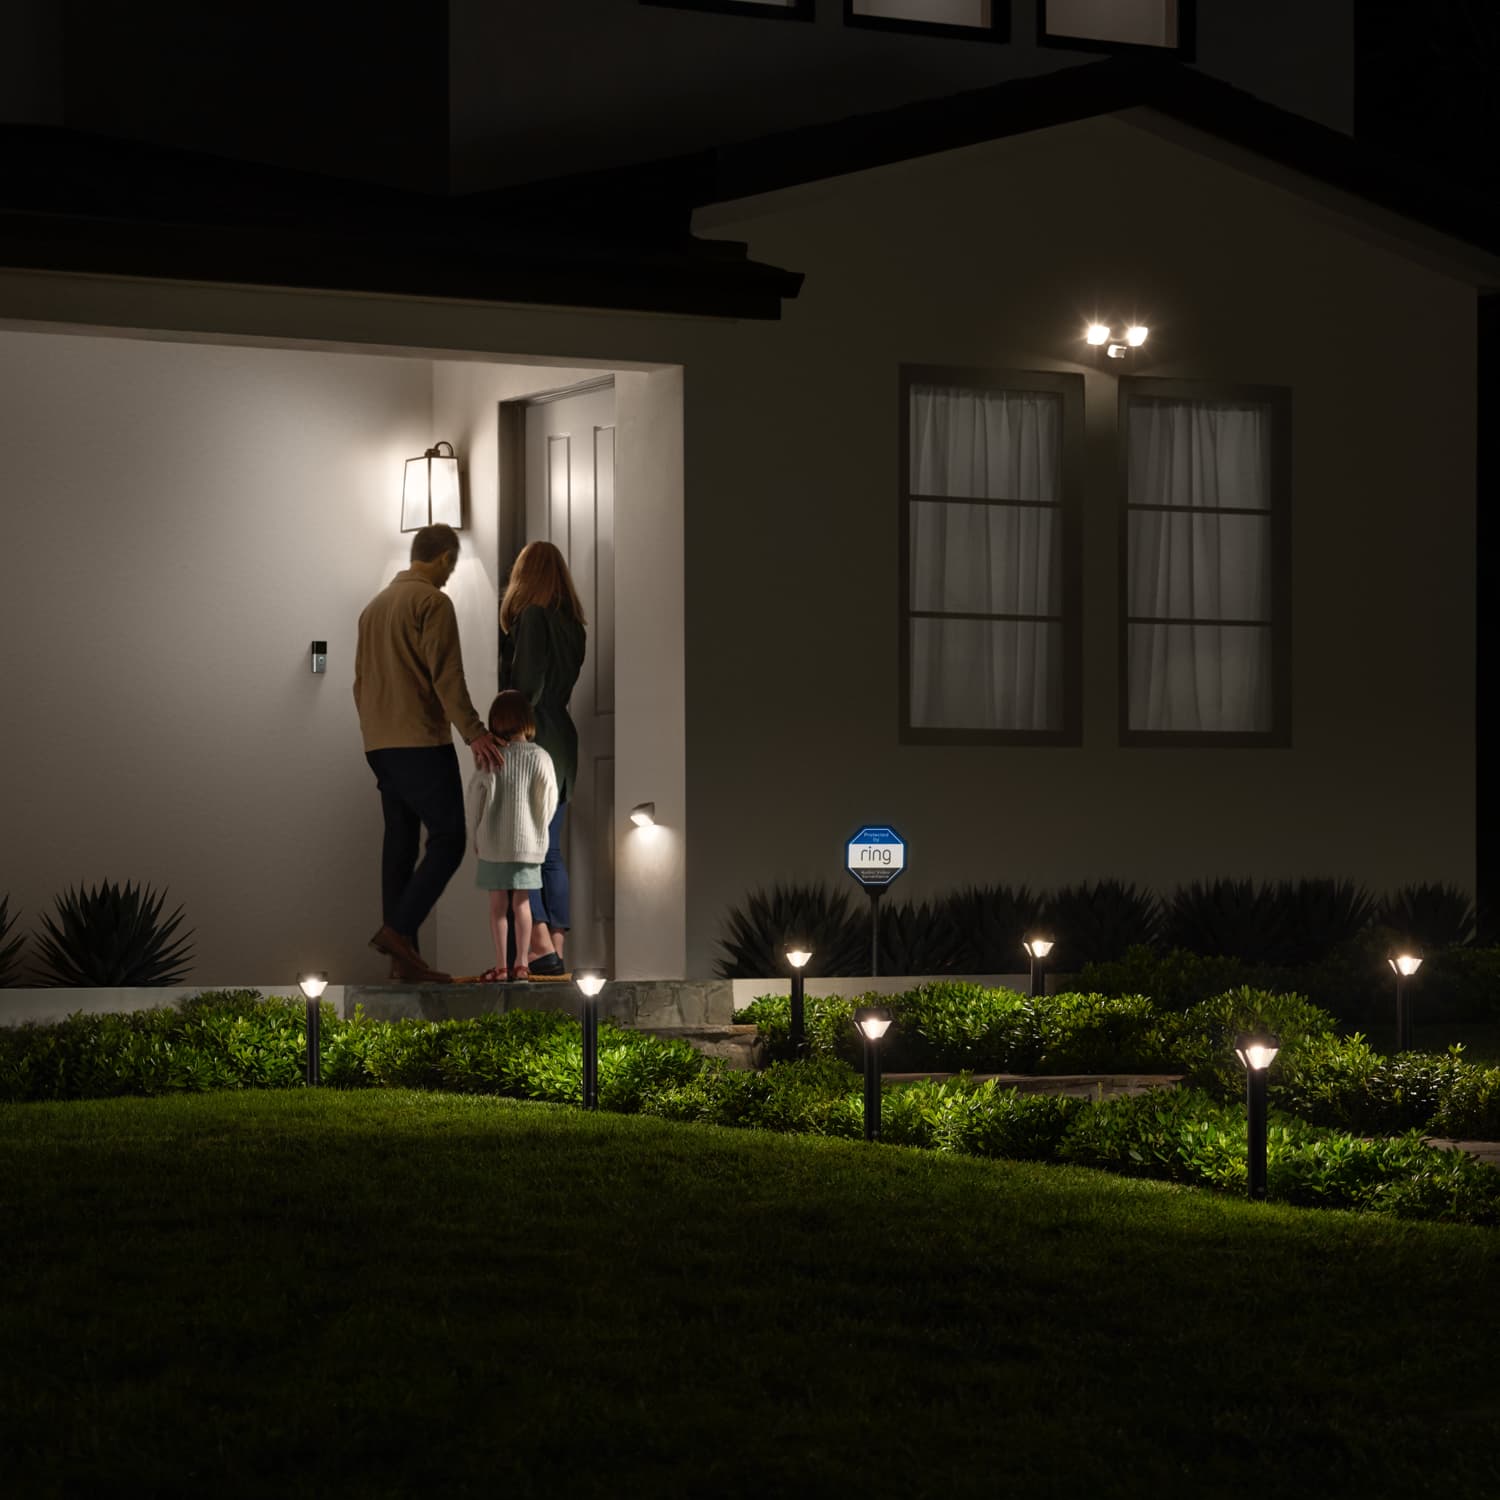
[365,745,467,944]
[528,799,570,933]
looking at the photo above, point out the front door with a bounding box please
[523,381,616,971]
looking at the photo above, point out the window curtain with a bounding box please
[1127,399,1273,733]
[909,384,1062,731]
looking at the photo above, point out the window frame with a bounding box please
[899,363,1085,746]
[1036,0,1195,61]
[1117,377,1292,749]
[845,1,1010,45]
[640,0,815,22]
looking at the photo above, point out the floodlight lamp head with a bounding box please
[298,972,329,1000]
[1085,323,1111,346]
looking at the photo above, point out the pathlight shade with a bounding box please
[1024,937,1055,960]
[576,970,607,998]
[401,442,461,532]
[855,1005,893,1042]
[1234,1032,1281,1072]
[1388,953,1422,977]
[298,972,329,1000]
[785,945,812,970]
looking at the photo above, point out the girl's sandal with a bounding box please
[511,965,531,982]
[477,966,507,983]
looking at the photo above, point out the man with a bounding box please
[354,523,504,983]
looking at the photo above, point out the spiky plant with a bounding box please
[942,884,1046,972]
[1042,880,1163,967]
[1267,878,1377,965]
[715,882,866,978]
[0,896,25,986]
[32,881,195,987]
[1375,882,1476,951]
[1161,878,1285,962]
[875,897,968,977]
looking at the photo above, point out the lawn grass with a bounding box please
[3,1091,1498,1500]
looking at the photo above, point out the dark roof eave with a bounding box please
[0,214,803,320]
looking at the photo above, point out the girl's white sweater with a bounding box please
[465,740,559,865]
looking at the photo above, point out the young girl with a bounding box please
[465,690,559,982]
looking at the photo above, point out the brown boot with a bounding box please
[369,925,452,984]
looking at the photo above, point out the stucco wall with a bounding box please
[0,106,1478,984]
[681,114,1476,973]
[0,332,432,985]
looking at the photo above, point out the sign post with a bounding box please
[845,825,906,978]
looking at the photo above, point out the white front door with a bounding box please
[524,381,616,971]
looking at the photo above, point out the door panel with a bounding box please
[524,383,616,971]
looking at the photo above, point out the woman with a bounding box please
[498,540,587,979]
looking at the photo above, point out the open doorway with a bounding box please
[507,379,617,973]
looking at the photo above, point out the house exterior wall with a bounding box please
[0,110,1476,985]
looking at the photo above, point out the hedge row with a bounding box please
[737,982,1500,1139]
[0,990,1495,1226]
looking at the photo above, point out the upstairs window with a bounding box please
[1038,0,1194,58]
[901,367,1083,744]
[846,2,1009,43]
[1121,380,1291,745]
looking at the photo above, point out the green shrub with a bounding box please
[1428,1062,1500,1139]
[1166,986,1339,1100]
[1078,946,1260,1011]
[875,898,968,976]
[1272,1034,1463,1133]
[31,880,195,986]
[734,993,860,1063]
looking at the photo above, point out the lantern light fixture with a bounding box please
[1388,953,1422,1052]
[854,1005,894,1142]
[1234,1031,1280,1200]
[401,441,461,532]
[576,970,607,1110]
[785,943,813,1053]
[297,972,328,1087]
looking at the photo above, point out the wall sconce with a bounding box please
[401,441,461,532]
[629,802,656,828]
[1085,322,1149,361]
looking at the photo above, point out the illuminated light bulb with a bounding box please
[1125,325,1149,347]
[298,972,328,999]
[1389,954,1422,977]
[1086,323,1111,346]
[1234,1033,1281,1071]
[576,971,606,997]
[1024,938,1054,960]
[785,946,812,970]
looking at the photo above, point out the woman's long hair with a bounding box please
[500,540,587,632]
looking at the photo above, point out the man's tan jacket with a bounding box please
[353,570,486,750]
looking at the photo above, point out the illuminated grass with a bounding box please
[2,1090,1497,1498]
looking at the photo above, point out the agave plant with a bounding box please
[875,897,968,976]
[32,880,195,986]
[1375,882,1475,951]
[1042,880,1162,967]
[1161,878,1285,962]
[0,895,24,986]
[715,882,866,978]
[942,884,1046,972]
[1267,878,1376,965]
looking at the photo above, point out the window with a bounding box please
[1038,0,1194,59]
[846,1,1009,43]
[1120,380,1290,745]
[900,366,1083,743]
[641,0,814,21]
